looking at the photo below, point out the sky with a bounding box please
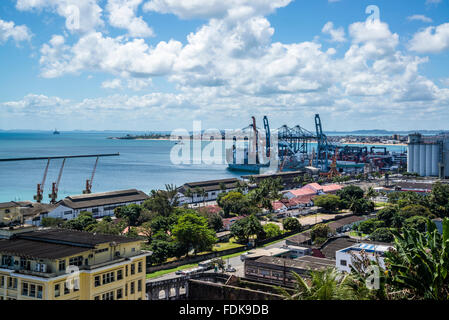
[0,0,449,132]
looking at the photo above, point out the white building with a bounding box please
[335,243,393,273]
[40,189,149,225]
[177,178,244,205]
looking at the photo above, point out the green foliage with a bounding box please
[311,223,331,242]
[280,268,357,300]
[313,194,341,212]
[337,185,365,206]
[429,182,449,218]
[143,185,179,217]
[115,204,142,227]
[230,214,264,244]
[349,198,374,215]
[41,217,65,228]
[376,205,399,226]
[403,216,428,233]
[217,191,252,217]
[247,178,283,211]
[358,219,385,235]
[263,223,282,238]
[369,227,394,242]
[398,204,433,219]
[385,218,449,300]
[282,217,301,232]
[86,218,125,236]
[172,212,217,256]
[63,211,97,231]
[197,207,223,232]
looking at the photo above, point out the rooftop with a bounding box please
[60,189,149,209]
[181,178,240,192]
[0,228,142,260]
[319,236,392,260]
[254,255,335,271]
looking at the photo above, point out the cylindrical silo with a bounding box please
[413,144,420,174]
[407,144,414,173]
[419,144,426,176]
[426,144,432,176]
[432,144,439,176]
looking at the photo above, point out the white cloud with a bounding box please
[106,0,154,37]
[142,0,292,20]
[16,0,104,33]
[409,23,449,53]
[102,77,153,90]
[0,18,32,44]
[39,32,182,78]
[322,22,346,42]
[407,15,433,23]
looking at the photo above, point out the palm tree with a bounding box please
[279,268,356,300]
[200,188,207,206]
[384,218,449,300]
[184,188,193,206]
[365,186,378,200]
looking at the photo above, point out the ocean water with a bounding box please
[0,132,407,203]
[0,132,242,203]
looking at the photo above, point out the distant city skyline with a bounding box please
[1,0,449,131]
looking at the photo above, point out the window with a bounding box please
[95,248,108,254]
[131,263,135,275]
[125,283,128,296]
[5,209,10,213]
[8,277,17,289]
[117,288,123,299]
[102,272,115,285]
[69,256,83,267]
[22,283,28,296]
[117,269,123,280]
[59,260,66,272]
[137,280,142,292]
[130,281,135,294]
[54,284,60,297]
[138,262,142,273]
[125,265,128,277]
[92,208,99,214]
[94,276,101,287]
[64,282,70,294]
[37,286,43,299]
[102,291,114,300]
[30,284,36,297]
[340,260,347,266]
[64,210,72,215]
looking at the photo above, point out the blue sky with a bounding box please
[0,0,449,132]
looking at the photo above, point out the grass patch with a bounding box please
[146,263,198,279]
[212,242,244,251]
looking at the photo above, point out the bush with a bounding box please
[403,216,428,233]
[369,227,394,242]
[358,219,385,234]
[282,217,301,232]
[263,223,282,238]
[313,194,341,212]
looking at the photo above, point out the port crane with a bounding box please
[0,153,119,203]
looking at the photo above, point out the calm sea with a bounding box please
[0,132,407,203]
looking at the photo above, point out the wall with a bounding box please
[187,279,284,300]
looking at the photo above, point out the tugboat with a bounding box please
[53,128,60,135]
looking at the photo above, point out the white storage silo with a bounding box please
[432,144,439,176]
[407,144,414,173]
[419,144,426,176]
[426,144,432,176]
[413,143,420,174]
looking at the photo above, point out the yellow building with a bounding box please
[0,202,22,226]
[0,228,150,300]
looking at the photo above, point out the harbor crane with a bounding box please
[0,153,119,203]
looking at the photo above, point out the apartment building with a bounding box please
[0,228,150,300]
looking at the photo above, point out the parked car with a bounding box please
[225,265,236,272]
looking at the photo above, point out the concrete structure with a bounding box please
[41,189,149,225]
[335,243,393,273]
[407,133,449,178]
[177,178,243,205]
[0,228,150,300]
[244,255,335,287]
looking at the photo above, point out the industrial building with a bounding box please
[407,132,449,178]
[41,189,149,225]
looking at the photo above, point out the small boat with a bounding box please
[53,129,60,135]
